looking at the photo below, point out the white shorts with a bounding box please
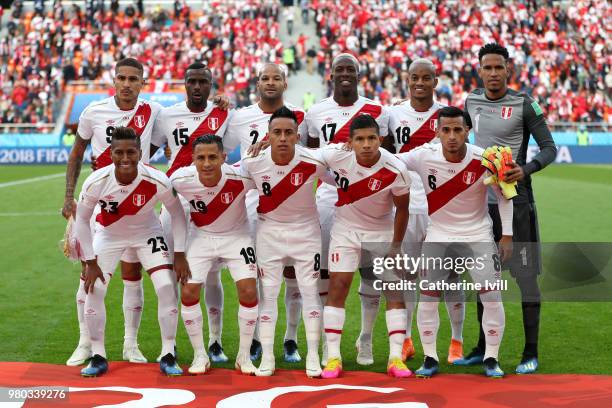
[256,221,322,288]
[402,213,429,258]
[421,239,502,290]
[316,196,335,271]
[186,230,257,284]
[93,228,174,277]
[328,222,394,274]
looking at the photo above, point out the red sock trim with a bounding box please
[181,298,200,307]
[147,264,172,274]
[319,291,328,296]
[122,276,142,282]
[388,329,406,337]
[421,290,441,298]
[325,328,342,334]
[478,288,493,294]
[239,299,258,308]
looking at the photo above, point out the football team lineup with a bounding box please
[2,46,612,406]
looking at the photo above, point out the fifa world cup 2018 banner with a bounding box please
[0,145,610,165]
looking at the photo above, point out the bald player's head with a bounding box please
[257,63,287,101]
[408,58,436,76]
[258,63,287,79]
[331,53,360,74]
[407,58,437,103]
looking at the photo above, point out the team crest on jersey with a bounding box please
[430,119,438,131]
[221,192,234,204]
[262,175,271,181]
[133,115,145,129]
[104,194,114,200]
[368,178,382,191]
[133,194,146,206]
[208,117,219,130]
[106,119,114,125]
[501,106,513,120]
[462,171,477,185]
[176,121,184,128]
[290,173,304,186]
[324,117,333,123]
[250,123,258,129]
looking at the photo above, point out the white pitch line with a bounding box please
[0,172,65,188]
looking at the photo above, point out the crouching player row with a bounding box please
[74,127,188,377]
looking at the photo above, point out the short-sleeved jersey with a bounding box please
[151,102,232,176]
[79,162,176,236]
[305,96,389,146]
[386,101,445,214]
[77,97,162,169]
[317,146,410,232]
[240,144,328,227]
[398,143,494,240]
[305,96,390,203]
[170,163,255,235]
[225,102,306,158]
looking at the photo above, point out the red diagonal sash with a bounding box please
[399,110,439,153]
[336,167,398,207]
[96,179,157,226]
[426,159,485,215]
[167,107,230,176]
[330,103,382,144]
[190,179,245,227]
[95,103,153,169]
[257,161,318,213]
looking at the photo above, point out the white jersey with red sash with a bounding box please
[77,97,161,169]
[151,102,232,176]
[386,101,445,215]
[397,143,498,240]
[170,163,255,235]
[305,96,390,203]
[317,145,410,232]
[240,145,328,227]
[224,102,306,158]
[79,163,176,236]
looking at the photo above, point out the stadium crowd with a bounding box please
[0,0,609,127]
[311,0,610,124]
[0,0,284,127]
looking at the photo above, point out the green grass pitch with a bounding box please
[0,164,611,374]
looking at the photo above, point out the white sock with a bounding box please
[259,284,281,360]
[283,277,302,343]
[403,286,417,338]
[205,270,224,346]
[76,278,90,346]
[238,300,259,355]
[444,289,465,342]
[480,291,505,360]
[253,278,263,342]
[151,269,179,357]
[84,277,109,358]
[417,294,440,361]
[181,301,205,355]
[386,309,407,360]
[358,279,380,341]
[122,278,143,346]
[323,306,345,360]
[300,285,322,356]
